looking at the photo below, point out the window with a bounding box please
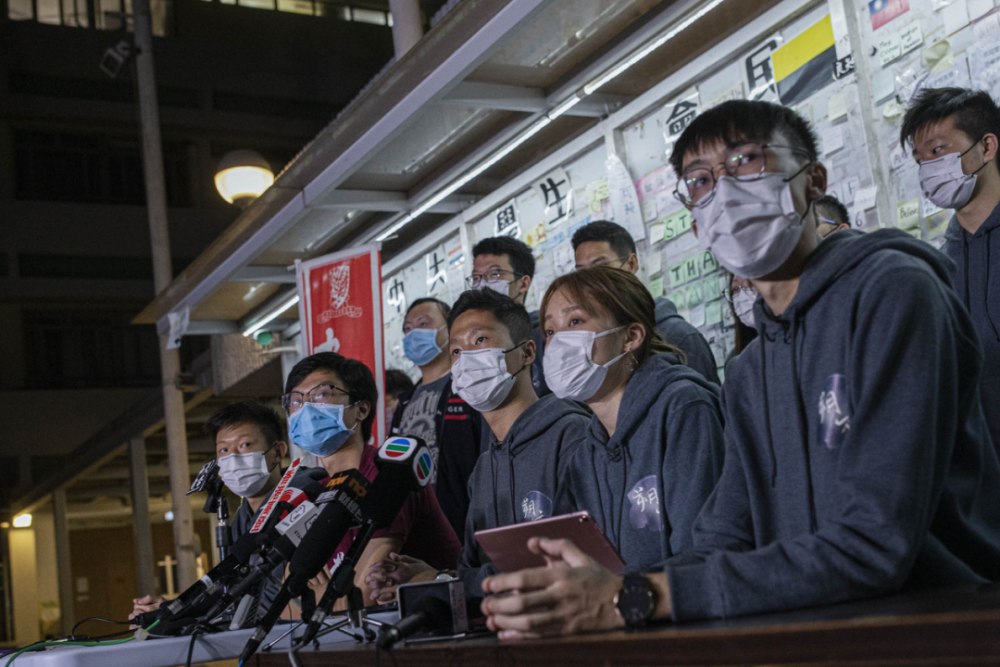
[8,0,173,35]
[350,7,386,24]
[13,130,193,207]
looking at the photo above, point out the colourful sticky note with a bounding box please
[897,198,920,229]
[705,301,723,326]
[662,208,694,242]
[650,275,664,298]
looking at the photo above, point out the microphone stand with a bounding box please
[203,475,231,562]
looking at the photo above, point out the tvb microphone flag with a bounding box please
[295,243,385,446]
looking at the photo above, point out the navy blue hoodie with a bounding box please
[944,206,1000,456]
[556,353,725,571]
[654,297,721,385]
[666,229,1000,621]
[458,395,589,599]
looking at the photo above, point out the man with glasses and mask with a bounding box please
[470,237,551,396]
[478,100,1000,638]
[283,352,460,607]
[902,87,1000,456]
[131,400,298,622]
[391,298,485,540]
[814,194,851,237]
[572,220,719,383]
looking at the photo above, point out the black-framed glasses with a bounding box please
[281,382,351,414]
[722,285,758,303]
[577,256,628,271]
[674,142,814,209]
[466,269,523,288]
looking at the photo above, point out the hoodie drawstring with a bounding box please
[760,334,778,488]
[787,318,819,534]
[508,450,517,522]
[985,231,999,341]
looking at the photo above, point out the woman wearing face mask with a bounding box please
[725,273,759,365]
[284,352,461,609]
[537,266,726,570]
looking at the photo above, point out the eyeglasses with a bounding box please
[722,285,757,303]
[466,269,523,288]
[281,382,351,414]
[578,256,628,270]
[674,143,814,209]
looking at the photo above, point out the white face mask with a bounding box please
[732,287,758,328]
[918,147,985,211]
[452,343,526,412]
[217,447,275,498]
[474,279,513,297]
[692,173,806,280]
[543,327,625,402]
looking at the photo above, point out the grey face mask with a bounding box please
[918,142,987,211]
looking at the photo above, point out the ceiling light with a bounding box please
[242,292,300,337]
[12,514,31,528]
[215,150,275,207]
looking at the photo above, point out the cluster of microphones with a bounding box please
[132,436,442,661]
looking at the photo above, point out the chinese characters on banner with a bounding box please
[662,88,701,146]
[534,167,573,228]
[743,36,782,102]
[493,198,521,238]
[296,243,386,445]
[425,244,447,297]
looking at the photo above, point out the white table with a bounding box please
[11,611,399,667]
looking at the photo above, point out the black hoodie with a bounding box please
[654,296,721,384]
[944,205,1000,456]
[666,229,1000,622]
[458,395,589,600]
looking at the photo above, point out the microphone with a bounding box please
[297,436,434,646]
[163,466,329,624]
[238,470,371,662]
[377,578,469,649]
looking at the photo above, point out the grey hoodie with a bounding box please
[654,297,720,384]
[944,205,1000,456]
[556,353,725,572]
[458,394,590,599]
[666,229,1000,622]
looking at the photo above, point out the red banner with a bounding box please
[295,244,385,445]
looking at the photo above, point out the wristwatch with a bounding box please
[435,569,457,581]
[614,574,657,629]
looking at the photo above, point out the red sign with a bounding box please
[296,244,385,446]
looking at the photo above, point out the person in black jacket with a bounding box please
[391,297,485,541]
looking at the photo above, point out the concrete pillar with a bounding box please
[128,437,157,597]
[389,0,422,57]
[51,489,74,638]
[9,526,39,645]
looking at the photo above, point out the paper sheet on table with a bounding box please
[828,92,847,120]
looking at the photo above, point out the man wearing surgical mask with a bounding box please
[365,288,589,605]
[285,352,461,606]
[902,87,1000,455]
[131,400,295,622]
[479,100,1000,637]
[470,236,551,397]
[391,298,485,540]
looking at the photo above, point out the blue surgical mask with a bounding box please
[287,402,357,458]
[403,327,444,366]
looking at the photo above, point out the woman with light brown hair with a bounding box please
[475,266,726,635]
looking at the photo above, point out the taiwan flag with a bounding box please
[869,0,909,31]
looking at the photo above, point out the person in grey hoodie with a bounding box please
[364,288,588,604]
[572,220,720,384]
[480,100,1000,639]
[901,87,1000,456]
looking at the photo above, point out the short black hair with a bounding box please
[901,87,1000,165]
[815,195,849,226]
[385,369,415,399]
[472,236,535,279]
[204,400,284,446]
[285,353,378,442]
[669,100,819,177]
[405,297,450,320]
[447,288,533,346]
[570,221,636,258]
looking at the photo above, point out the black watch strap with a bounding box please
[615,574,657,629]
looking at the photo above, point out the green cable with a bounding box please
[5,620,161,666]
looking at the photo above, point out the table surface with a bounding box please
[251,583,1000,667]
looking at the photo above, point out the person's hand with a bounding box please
[129,595,164,621]
[480,538,624,639]
[364,553,436,603]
